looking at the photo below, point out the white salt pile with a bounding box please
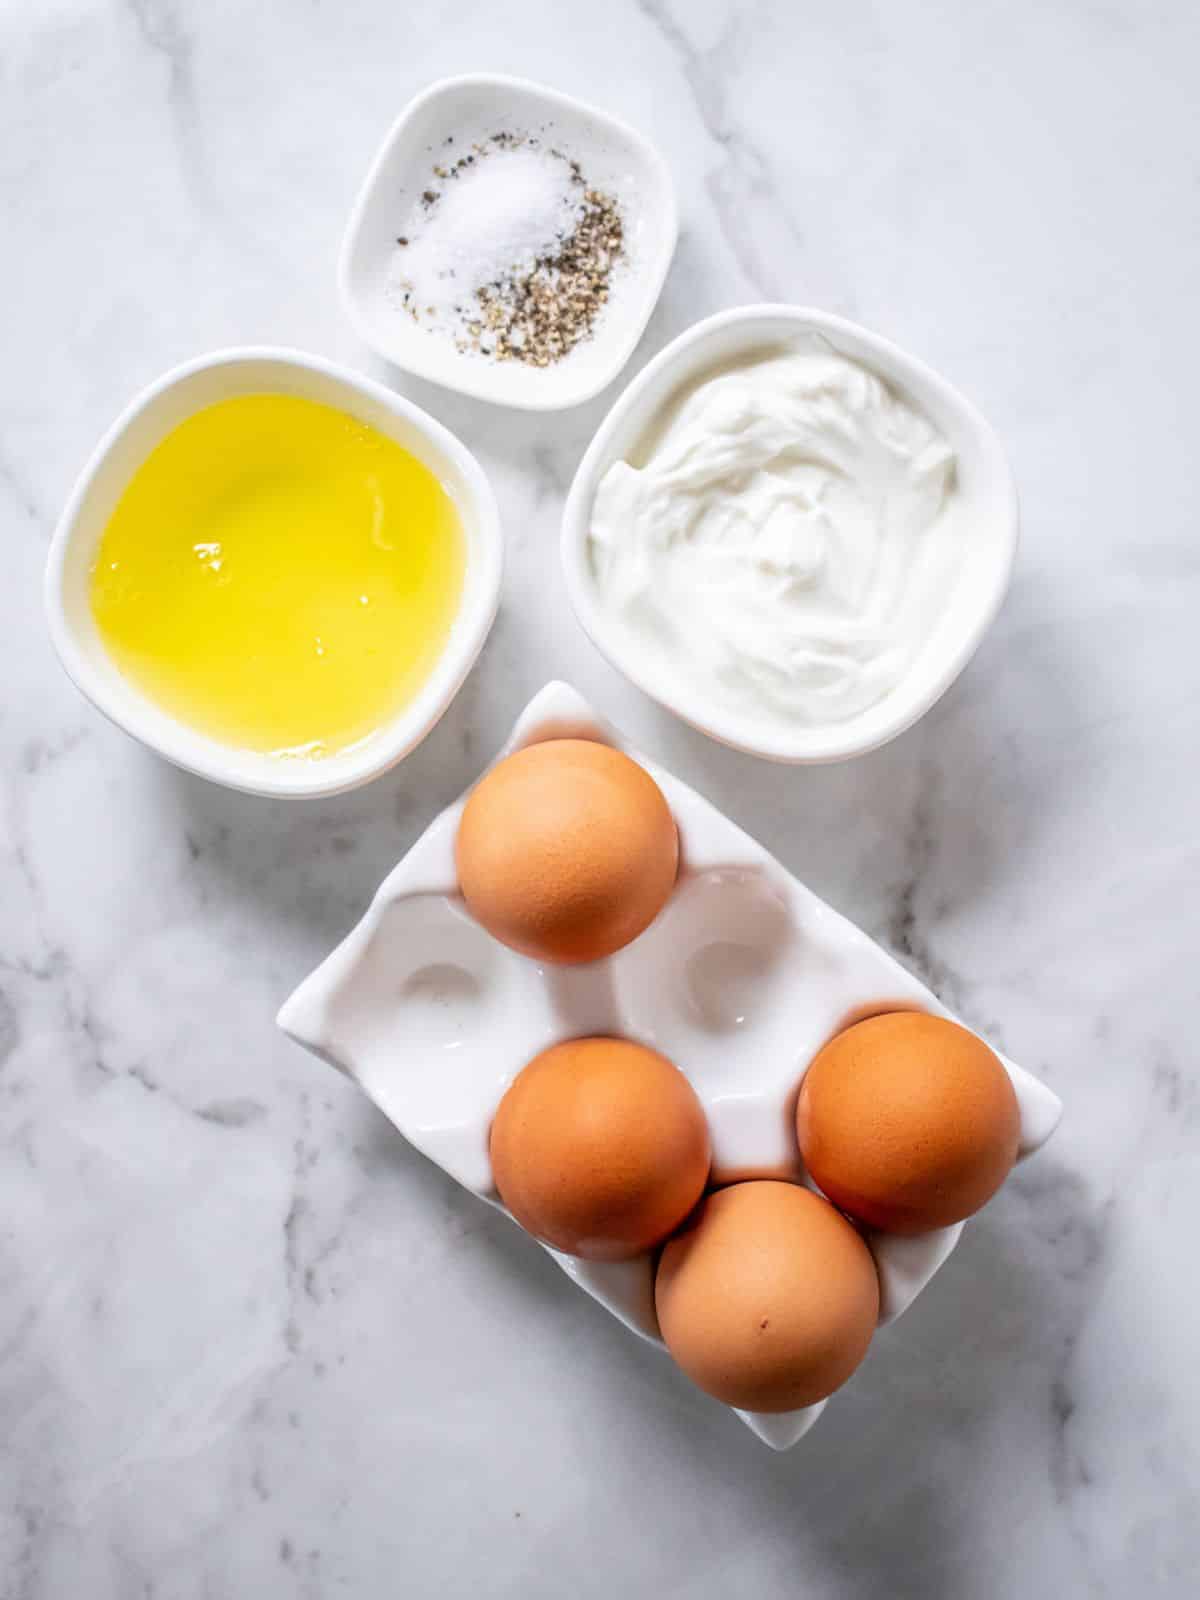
[388,140,586,341]
[385,134,625,366]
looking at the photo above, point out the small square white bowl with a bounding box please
[277,682,1062,1449]
[562,305,1020,763]
[44,348,503,799]
[339,75,678,411]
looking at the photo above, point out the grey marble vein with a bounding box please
[636,0,807,299]
[125,0,205,194]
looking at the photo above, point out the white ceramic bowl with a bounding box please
[339,74,678,411]
[278,682,1061,1449]
[45,347,502,798]
[561,305,1019,762]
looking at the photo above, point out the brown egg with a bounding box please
[796,1011,1021,1234]
[456,739,678,965]
[490,1036,710,1261]
[655,1181,879,1412]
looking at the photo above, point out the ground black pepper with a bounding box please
[389,133,626,368]
[471,188,623,367]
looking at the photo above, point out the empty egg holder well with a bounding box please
[278,681,1062,1450]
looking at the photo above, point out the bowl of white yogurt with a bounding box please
[561,306,1019,762]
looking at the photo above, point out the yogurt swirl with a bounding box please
[588,344,961,728]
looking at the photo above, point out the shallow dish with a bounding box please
[561,305,1019,762]
[45,347,502,799]
[339,74,678,411]
[278,682,1061,1449]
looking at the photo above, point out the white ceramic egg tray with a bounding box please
[278,683,1062,1450]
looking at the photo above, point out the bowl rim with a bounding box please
[44,345,503,799]
[337,71,679,413]
[560,303,1020,764]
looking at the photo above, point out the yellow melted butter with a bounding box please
[90,393,466,758]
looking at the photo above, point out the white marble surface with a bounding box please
[2,1,1198,1594]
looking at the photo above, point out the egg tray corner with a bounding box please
[277,680,1062,1450]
